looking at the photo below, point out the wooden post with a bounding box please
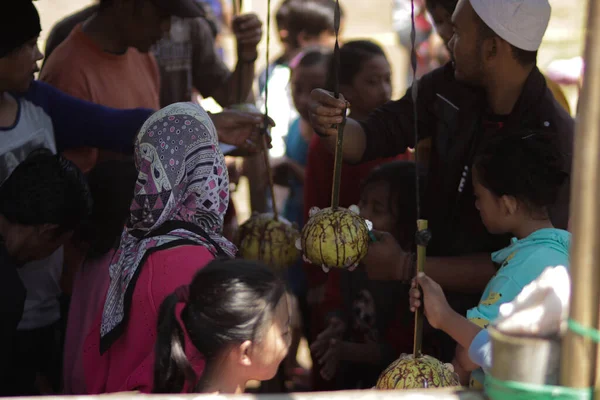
[560,0,600,390]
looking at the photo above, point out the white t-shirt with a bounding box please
[0,95,63,330]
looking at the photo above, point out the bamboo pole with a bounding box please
[413,219,428,358]
[560,0,600,389]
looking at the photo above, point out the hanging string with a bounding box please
[410,0,422,223]
[329,0,347,209]
[261,0,279,220]
[235,0,244,104]
[409,0,431,359]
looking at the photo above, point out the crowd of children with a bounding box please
[0,0,577,396]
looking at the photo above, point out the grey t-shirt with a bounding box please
[1,96,63,330]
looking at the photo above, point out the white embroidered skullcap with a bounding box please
[469,0,551,51]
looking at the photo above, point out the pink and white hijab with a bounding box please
[100,103,237,352]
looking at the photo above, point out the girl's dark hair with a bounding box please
[425,0,458,14]
[360,161,423,248]
[325,40,388,91]
[474,130,568,213]
[276,0,293,31]
[154,259,287,393]
[286,0,340,49]
[77,160,137,259]
[292,46,331,70]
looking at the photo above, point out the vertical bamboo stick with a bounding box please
[560,0,600,389]
[329,0,344,210]
[413,219,428,358]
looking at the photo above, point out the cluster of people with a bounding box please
[0,0,576,396]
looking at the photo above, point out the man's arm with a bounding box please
[211,58,256,106]
[308,86,427,164]
[190,16,259,107]
[27,81,153,153]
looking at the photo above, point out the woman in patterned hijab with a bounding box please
[84,103,238,393]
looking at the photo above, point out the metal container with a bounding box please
[489,326,561,385]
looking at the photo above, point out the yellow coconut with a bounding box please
[376,354,460,389]
[297,205,370,272]
[235,213,300,271]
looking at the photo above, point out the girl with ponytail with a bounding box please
[154,259,291,393]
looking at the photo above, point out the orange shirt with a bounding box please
[40,24,160,173]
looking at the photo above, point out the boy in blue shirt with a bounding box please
[409,130,570,388]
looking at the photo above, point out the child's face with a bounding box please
[428,4,454,46]
[344,55,392,117]
[0,37,43,93]
[472,168,510,235]
[359,181,399,238]
[247,295,291,381]
[291,63,327,121]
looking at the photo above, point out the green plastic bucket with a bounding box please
[486,375,593,400]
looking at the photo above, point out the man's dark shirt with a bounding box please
[360,63,573,257]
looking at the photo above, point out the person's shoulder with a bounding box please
[417,62,458,89]
[41,27,91,82]
[189,16,216,41]
[148,244,214,266]
[50,5,97,35]
[502,230,570,277]
[45,6,98,56]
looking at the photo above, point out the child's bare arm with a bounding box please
[409,273,482,360]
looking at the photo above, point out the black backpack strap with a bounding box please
[130,220,230,258]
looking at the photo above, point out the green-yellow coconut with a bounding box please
[235,213,300,271]
[299,206,370,271]
[376,354,460,389]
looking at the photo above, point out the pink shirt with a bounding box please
[63,251,114,394]
[82,245,214,393]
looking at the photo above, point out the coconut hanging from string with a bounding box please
[235,212,300,271]
[375,0,457,389]
[376,353,459,389]
[375,221,459,390]
[295,0,372,273]
[232,0,300,271]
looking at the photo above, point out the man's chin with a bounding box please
[453,70,481,88]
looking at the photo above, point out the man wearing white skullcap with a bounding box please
[307,0,573,381]
[449,0,549,87]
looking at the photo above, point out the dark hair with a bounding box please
[425,0,458,14]
[286,0,340,49]
[0,149,92,234]
[474,130,568,213]
[360,161,424,248]
[293,46,331,70]
[77,160,137,259]
[154,259,287,393]
[474,12,537,66]
[325,40,388,91]
[276,0,293,31]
